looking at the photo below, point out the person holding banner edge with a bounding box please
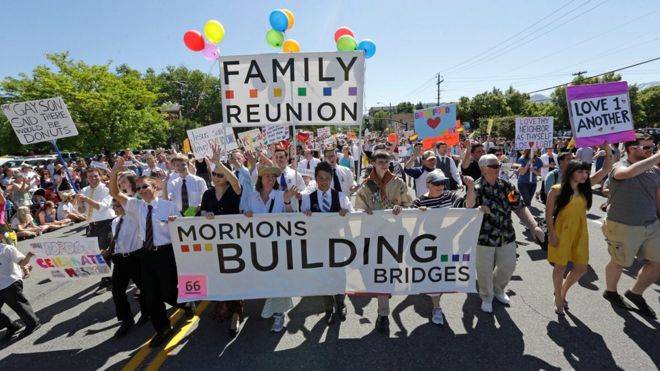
[109,158,196,347]
[301,161,354,325]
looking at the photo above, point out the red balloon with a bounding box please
[183,30,205,52]
[334,26,355,43]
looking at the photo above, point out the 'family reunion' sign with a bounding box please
[1,97,79,145]
[170,209,482,302]
[29,237,109,280]
[514,117,553,150]
[566,81,635,147]
[219,51,365,126]
[186,123,238,160]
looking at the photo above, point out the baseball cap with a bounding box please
[422,151,436,160]
[426,170,448,185]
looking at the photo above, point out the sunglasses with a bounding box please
[486,164,501,169]
[634,145,654,151]
[429,180,446,186]
[136,185,150,191]
[211,171,224,178]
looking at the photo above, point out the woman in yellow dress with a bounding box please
[545,145,613,315]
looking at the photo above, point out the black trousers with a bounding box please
[324,294,346,312]
[111,251,148,322]
[0,281,39,329]
[87,219,114,268]
[140,246,185,332]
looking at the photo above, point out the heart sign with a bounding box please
[297,132,310,142]
[427,117,441,129]
[528,141,535,148]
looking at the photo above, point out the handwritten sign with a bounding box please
[29,237,109,280]
[514,117,554,150]
[263,124,289,144]
[566,81,635,146]
[413,105,457,140]
[186,123,238,160]
[1,97,78,145]
[237,128,267,151]
[317,127,331,137]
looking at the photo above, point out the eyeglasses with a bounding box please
[486,164,501,169]
[211,171,224,178]
[136,185,150,191]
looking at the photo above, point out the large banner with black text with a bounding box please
[170,209,482,302]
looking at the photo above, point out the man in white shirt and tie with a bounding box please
[167,155,207,215]
[273,148,305,191]
[77,167,116,295]
[229,149,254,212]
[300,162,353,325]
[298,148,321,172]
[322,147,357,194]
[434,141,463,190]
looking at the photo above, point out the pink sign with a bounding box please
[177,274,208,300]
[566,81,635,147]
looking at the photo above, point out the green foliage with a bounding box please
[154,66,222,124]
[637,86,660,127]
[396,101,414,113]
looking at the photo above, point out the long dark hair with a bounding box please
[553,160,592,218]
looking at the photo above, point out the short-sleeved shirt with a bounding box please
[516,157,543,184]
[0,243,24,289]
[461,160,481,181]
[200,186,241,216]
[607,159,660,226]
[473,177,525,247]
[125,197,180,246]
[412,191,463,209]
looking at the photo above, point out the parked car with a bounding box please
[22,155,57,168]
[0,157,24,170]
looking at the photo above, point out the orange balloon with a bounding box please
[282,9,295,30]
[282,39,301,53]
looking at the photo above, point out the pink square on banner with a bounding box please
[178,274,208,300]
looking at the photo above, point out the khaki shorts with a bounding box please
[602,219,660,267]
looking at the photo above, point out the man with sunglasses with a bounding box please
[602,134,660,318]
[167,155,207,216]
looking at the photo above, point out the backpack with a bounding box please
[540,169,560,205]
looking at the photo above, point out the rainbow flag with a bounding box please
[408,133,419,141]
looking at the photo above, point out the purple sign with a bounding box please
[566,81,635,147]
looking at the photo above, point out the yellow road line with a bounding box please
[145,301,210,371]
[121,309,185,371]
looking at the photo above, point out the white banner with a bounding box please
[1,97,79,145]
[219,51,365,127]
[29,237,109,280]
[514,117,554,150]
[186,123,238,160]
[263,124,289,144]
[170,209,482,302]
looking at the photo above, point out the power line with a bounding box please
[526,56,660,94]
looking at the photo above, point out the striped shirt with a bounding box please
[412,191,463,209]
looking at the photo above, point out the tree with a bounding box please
[414,101,424,110]
[396,101,414,114]
[155,66,222,124]
[637,86,660,127]
[0,53,167,155]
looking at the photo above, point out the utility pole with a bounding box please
[572,71,587,78]
[436,73,444,106]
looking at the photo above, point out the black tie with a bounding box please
[181,178,189,212]
[108,217,124,255]
[306,161,310,170]
[234,170,240,178]
[332,168,342,192]
[143,205,154,251]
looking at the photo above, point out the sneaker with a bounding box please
[94,277,112,295]
[602,290,633,310]
[431,308,444,325]
[481,300,493,314]
[495,292,511,305]
[375,315,389,333]
[2,321,22,342]
[271,313,285,333]
[624,290,657,319]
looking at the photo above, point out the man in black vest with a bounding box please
[300,162,354,325]
[434,141,462,190]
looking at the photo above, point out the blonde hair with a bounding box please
[17,206,32,224]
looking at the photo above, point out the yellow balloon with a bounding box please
[204,19,225,44]
[282,39,301,53]
[282,9,295,30]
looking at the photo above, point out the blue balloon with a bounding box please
[269,10,289,32]
[358,39,377,59]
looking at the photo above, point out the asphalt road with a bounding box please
[0,192,658,371]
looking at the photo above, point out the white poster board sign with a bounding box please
[317,127,331,137]
[263,124,289,144]
[514,117,554,150]
[1,97,79,144]
[237,128,267,151]
[29,237,109,280]
[186,123,238,160]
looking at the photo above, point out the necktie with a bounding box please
[234,170,240,178]
[322,191,331,212]
[280,173,288,191]
[181,178,189,211]
[87,187,96,220]
[306,161,310,170]
[108,217,124,254]
[332,168,342,192]
[143,205,154,250]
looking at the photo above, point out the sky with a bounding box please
[1,0,659,109]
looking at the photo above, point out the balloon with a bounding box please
[203,20,225,44]
[282,39,301,53]
[358,39,377,58]
[183,30,205,52]
[202,42,220,61]
[334,26,354,43]
[336,35,357,51]
[269,9,289,32]
[266,29,285,48]
[282,9,295,30]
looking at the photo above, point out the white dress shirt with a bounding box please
[300,189,353,212]
[0,243,25,290]
[111,213,142,254]
[125,197,180,246]
[80,183,116,222]
[244,190,297,214]
[167,173,208,211]
[278,166,306,191]
[330,165,356,193]
[436,155,463,186]
[298,157,321,171]
[540,153,559,178]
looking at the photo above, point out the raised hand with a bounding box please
[209,141,223,163]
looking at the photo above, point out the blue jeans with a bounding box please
[518,182,537,207]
